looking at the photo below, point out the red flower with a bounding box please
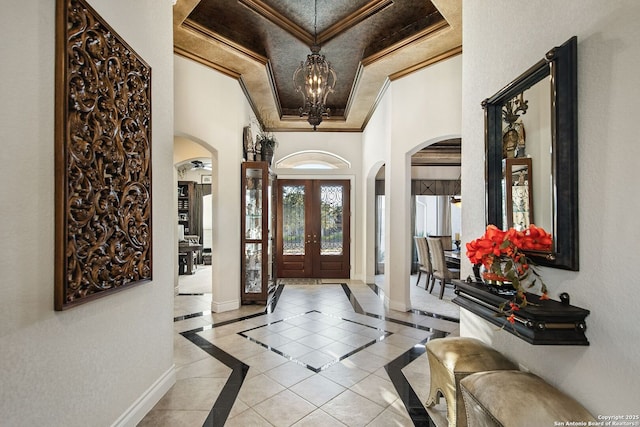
[520,224,552,251]
[466,224,553,313]
[506,314,516,324]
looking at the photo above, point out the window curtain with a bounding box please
[436,195,452,236]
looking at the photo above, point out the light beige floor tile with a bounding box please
[237,373,285,406]
[393,326,433,341]
[343,350,390,373]
[363,341,407,361]
[295,333,335,349]
[319,361,369,388]
[224,408,273,427]
[291,408,346,427]
[227,398,249,419]
[350,374,400,408]
[243,350,288,374]
[257,332,292,348]
[290,374,346,406]
[173,316,211,333]
[297,350,336,369]
[264,361,315,388]
[175,355,232,380]
[277,325,312,340]
[153,377,227,410]
[387,397,413,419]
[382,331,424,349]
[275,341,315,359]
[137,409,209,427]
[319,341,356,358]
[152,281,460,427]
[320,389,385,426]
[173,338,211,367]
[253,389,316,427]
[372,366,391,381]
[366,406,414,426]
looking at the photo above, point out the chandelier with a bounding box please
[293,0,337,130]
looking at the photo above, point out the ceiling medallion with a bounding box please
[293,1,337,130]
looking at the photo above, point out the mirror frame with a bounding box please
[483,36,578,271]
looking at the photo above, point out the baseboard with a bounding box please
[111,365,176,427]
[211,298,239,313]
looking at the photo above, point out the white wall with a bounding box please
[0,1,175,425]
[174,54,250,312]
[364,55,463,310]
[462,0,640,414]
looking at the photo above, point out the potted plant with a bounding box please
[466,224,552,323]
[252,114,277,165]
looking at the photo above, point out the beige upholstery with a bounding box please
[460,370,596,427]
[427,237,460,299]
[426,337,518,427]
[414,236,433,289]
[430,234,453,250]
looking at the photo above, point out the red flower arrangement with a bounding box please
[466,225,552,316]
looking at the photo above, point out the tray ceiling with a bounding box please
[173,0,462,132]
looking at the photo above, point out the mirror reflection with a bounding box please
[500,77,552,233]
[484,36,578,270]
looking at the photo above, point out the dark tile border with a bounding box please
[176,283,449,427]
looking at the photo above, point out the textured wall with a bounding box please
[173,54,248,312]
[0,0,176,425]
[461,0,640,415]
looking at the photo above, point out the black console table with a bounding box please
[453,280,590,345]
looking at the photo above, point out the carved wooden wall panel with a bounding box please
[55,0,152,310]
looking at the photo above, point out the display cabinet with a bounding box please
[241,161,276,304]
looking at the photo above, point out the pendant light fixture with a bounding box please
[293,0,337,130]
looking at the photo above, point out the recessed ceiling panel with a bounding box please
[176,0,461,131]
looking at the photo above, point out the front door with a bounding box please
[276,179,350,278]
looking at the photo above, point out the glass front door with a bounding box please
[277,179,350,278]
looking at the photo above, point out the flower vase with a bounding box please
[478,263,517,296]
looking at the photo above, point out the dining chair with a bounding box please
[427,237,461,299]
[429,234,453,251]
[414,236,433,289]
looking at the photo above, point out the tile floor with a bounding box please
[139,270,457,426]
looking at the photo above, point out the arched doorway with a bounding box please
[173,136,216,294]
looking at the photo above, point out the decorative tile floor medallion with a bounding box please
[239,310,392,372]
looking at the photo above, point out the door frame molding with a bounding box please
[275,173,356,279]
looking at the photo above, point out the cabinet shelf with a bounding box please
[453,280,590,345]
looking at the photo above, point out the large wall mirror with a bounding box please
[483,36,578,270]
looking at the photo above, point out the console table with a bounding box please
[453,280,590,345]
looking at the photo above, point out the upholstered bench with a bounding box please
[426,337,518,427]
[460,370,596,427]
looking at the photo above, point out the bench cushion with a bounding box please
[460,370,596,427]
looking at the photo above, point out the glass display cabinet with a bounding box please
[241,161,276,304]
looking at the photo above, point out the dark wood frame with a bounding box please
[483,36,578,270]
[55,0,152,310]
[504,158,534,229]
[241,162,276,304]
